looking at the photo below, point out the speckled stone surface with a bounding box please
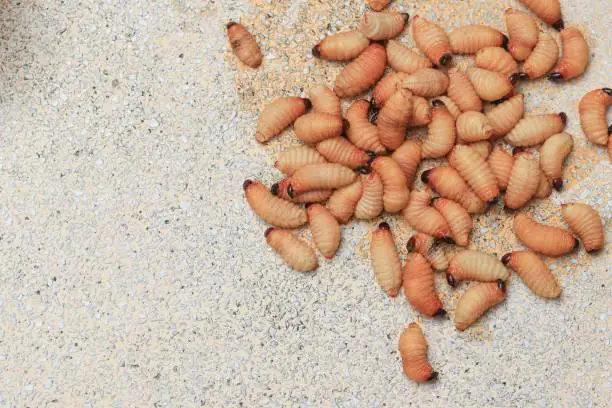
[0,0,610,406]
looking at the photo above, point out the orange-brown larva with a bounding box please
[403,187,453,241]
[421,166,488,214]
[398,323,437,383]
[334,43,387,98]
[310,85,341,116]
[578,88,612,146]
[244,180,307,228]
[561,203,604,252]
[514,212,578,257]
[307,204,341,259]
[289,163,357,196]
[502,251,561,299]
[534,170,553,199]
[412,15,452,67]
[271,178,333,204]
[256,97,311,143]
[408,96,433,127]
[474,47,519,76]
[548,28,589,81]
[391,139,422,186]
[504,150,540,210]
[326,180,363,224]
[355,168,384,220]
[447,250,510,286]
[403,253,445,317]
[359,11,409,41]
[400,68,449,98]
[449,25,508,55]
[312,30,370,61]
[386,40,433,74]
[345,99,386,153]
[504,8,538,61]
[447,68,483,113]
[421,100,456,159]
[456,111,494,143]
[432,198,473,247]
[371,156,411,213]
[406,233,449,271]
[227,22,263,68]
[367,0,392,12]
[370,222,403,297]
[448,144,500,203]
[372,72,409,108]
[519,0,564,30]
[540,132,573,190]
[454,280,506,331]
[265,228,318,272]
[316,137,370,169]
[435,96,462,119]
[294,112,346,144]
[377,89,413,150]
[487,145,514,191]
[521,32,559,79]
[275,145,327,175]
[466,67,514,102]
[505,113,566,147]
[469,141,493,159]
[485,94,525,137]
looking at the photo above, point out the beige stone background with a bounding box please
[0,0,610,406]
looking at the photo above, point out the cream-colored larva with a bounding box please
[421,166,488,214]
[447,249,510,286]
[372,72,410,108]
[540,132,573,190]
[403,187,453,242]
[256,97,311,143]
[504,150,540,210]
[487,145,514,191]
[469,141,493,159]
[466,67,514,102]
[403,252,445,317]
[454,280,506,331]
[449,25,508,54]
[519,0,564,30]
[421,100,456,159]
[521,32,559,79]
[227,22,263,68]
[294,112,346,144]
[271,178,333,204]
[370,222,403,297]
[485,94,525,137]
[244,180,307,228]
[502,251,561,299]
[514,213,579,257]
[371,156,411,213]
[578,88,612,146]
[289,163,357,196]
[432,198,473,247]
[561,203,604,252]
[359,11,409,41]
[456,111,494,143]
[326,180,363,224]
[386,40,433,74]
[275,145,327,175]
[335,43,387,98]
[310,85,342,116]
[312,30,370,61]
[448,144,500,203]
[355,168,384,220]
[391,139,422,186]
[401,68,449,98]
[412,15,452,66]
[406,233,449,271]
[505,113,566,147]
[447,68,482,112]
[474,46,519,76]
[316,137,371,169]
[548,28,589,81]
[504,8,539,61]
[265,228,318,272]
[377,89,413,150]
[345,99,386,153]
[307,204,341,259]
[408,96,433,127]
[398,323,437,382]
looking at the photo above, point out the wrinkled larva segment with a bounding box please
[227,22,263,68]
[391,139,422,187]
[372,72,410,108]
[449,25,507,54]
[504,8,539,50]
[519,0,564,30]
[485,94,525,137]
[335,43,387,98]
[370,222,403,297]
[345,99,386,153]
[403,253,445,317]
[469,141,493,159]
[540,132,573,190]
[316,137,370,169]
[578,88,612,145]
[367,0,392,12]
[447,144,500,203]
[403,187,453,241]
[244,180,307,228]
[504,151,541,209]
[355,170,384,220]
[275,145,327,175]
[421,101,456,159]
[447,68,483,112]
[474,47,519,76]
[435,96,462,119]
[432,198,473,247]
[406,233,449,271]
[326,180,363,224]
[502,251,561,299]
[466,67,514,102]
[265,228,318,272]
[309,85,341,116]
[371,156,411,213]
[401,68,449,98]
[294,112,345,144]
[412,15,452,67]
[289,163,357,196]
[456,111,494,143]
[313,30,370,61]
[290,189,333,204]
[447,250,510,286]
[359,11,409,41]
[386,40,433,74]
[508,40,534,62]
[514,213,578,257]
[504,113,566,147]
[307,204,341,259]
[377,89,414,150]
[534,171,553,199]
[408,96,433,127]
[548,28,589,81]
[561,203,605,252]
[521,32,559,79]
[256,97,311,143]
[398,323,437,382]
[421,166,488,214]
[454,281,506,331]
[487,145,514,191]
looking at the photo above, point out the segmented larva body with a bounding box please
[371,156,411,213]
[307,204,341,259]
[313,30,370,61]
[275,145,326,175]
[578,88,612,145]
[335,43,387,98]
[534,170,552,199]
[412,15,452,67]
[447,68,483,112]
[403,187,453,241]
[433,198,473,247]
[345,99,386,153]
[456,111,494,143]
[519,0,564,30]
[290,189,334,204]
[504,151,540,209]
[466,67,514,102]
[227,22,263,68]
[504,8,538,61]
[407,233,449,271]
[448,145,500,203]
[408,96,433,127]
[294,112,345,144]
[561,203,604,252]
[316,137,370,169]
[386,40,433,74]
[355,169,384,220]
[256,97,311,143]
[505,113,566,147]
[540,132,573,190]
[359,11,409,40]
[421,100,456,159]
[487,145,514,191]
[403,253,445,317]
[454,281,506,331]
[391,139,422,186]
[265,228,318,272]
[244,180,307,228]
[449,25,508,54]
[372,72,409,108]
[469,141,493,159]
[421,166,488,214]
[486,94,525,137]
[370,222,403,297]
[502,251,561,299]
[289,163,357,196]
[508,40,534,62]
[447,250,510,286]
[401,68,449,98]
[436,96,462,119]
[398,323,437,382]
[367,0,391,12]
[514,213,578,257]
[326,180,363,224]
[378,89,413,150]
[310,85,341,116]
[521,32,559,79]
[474,47,519,76]
[548,28,589,81]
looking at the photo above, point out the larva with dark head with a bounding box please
[469,141,493,159]
[391,139,422,186]
[514,213,579,257]
[548,28,589,81]
[372,72,409,108]
[504,8,539,51]
[454,280,506,331]
[244,180,307,228]
[334,43,387,98]
[398,323,437,383]
[345,100,386,153]
[307,204,341,259]
[487,145,514,191]
[447,250,510,287]
[447,68,482,113]
[578,88,612,145]
[502,251,561,298]
[378,89,413,150]
[227,22,263,68]
[316,137,370,169]
[312,31,370,61]
[408,96,433,127]
[505,113,566,147]
[432,198,473,247]
[309,85,341,116]
[271,178,333,204]
[256,97,311,143]
[474,47,519,76]
[435,96,462,119]
[540,132,573,190]
[561,203,604,252]
[456,111,494,143]
[401,68,449,98]
[370,222,403,297]
[421,166,488,214]
[265,228,318,272]
[449,25,508,54]
[485,94,525,138]
[466,67,514,102]
[519,0,564,30]
[355,168,384,220]
[371,156,411,213]
[421,100,456,159]
[448,144,500,203]
[521,32,559,79]
[534,170,553,199]
[412,15,452,67]
[504,150,540,210]
[407,233,449,271]
[289,163,357,197]
[359,11,409,40]
[367,0,392,12]
[403,253,445,317]
[403,187,453,241]
[326,180,362,224]
[386,40,433,74]
[294,112,346,144]
[275,145,326,175]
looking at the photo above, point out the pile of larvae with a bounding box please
[229,0,608,383]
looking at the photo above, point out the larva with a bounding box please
[412,15,452,66]
[271,179,333,203]
[521,32,559,79]
[403,187,453,241]
[466,67,514,102]
[504,150,540,209]
[288,163,357,196]
[436,96,462,119]
[371,156,411,213]
[355,168,384,220]
[378,89,413,150]
[345,100,386,153]
[502,251,561,299]
[514,212,578,257]
[421,166,488,214]
[508,41,534,62]
[534,171,553,199]
[561,203,604,252]
[447,68,483,112]
[334,43,387,98]
[256,97,311,143]
[474,47,519,76]
[519,0,564,30]
[540,132,573,190]
[359,11,409,40]
[372,72,410,108]
[449,25,508,54]
[386,40,433,74]
[408,96,433,127]
[487,145,514,191]
[316,137,370,169]
[367,0,391,12]
[244,180,307,228]
[432,198,473,247]
[448,144,500,203]
[447,250,510,287]
[504,8,539,51]
[227,22,263,68]
[548,28,589,81]
[391,139,422,186]
[456,111,494,143]
[275,145,327,175]
[310,85,341,116]
[421,100,456,159]
[469,141,493,159]
[485,94,525,137]
[403,253,445,317]
[294,112,346,144]
[505,113,566,147]
[578,88,612,145]
[312,30,370,61]
[407,233,449,271]
[326,180,363,224]
[370,222,403,297]
[454,280,506,331]
[265,228,318,272]
[398,323,437,382]
[307,204,341,259]
[401,68,449,98]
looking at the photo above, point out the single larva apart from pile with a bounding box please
[359,11,409,41]
[312,30,370,61]
[412,15,452,67]
[345,99,386,153]
[316,137,370,169]
[487,145,514,191]
[474,47,519,76]
[521,32,559,79]
[371,156,411,213]
[456,111,494,143]
[244,180,307,228]
[403,187,453,241]
[294,112,346,144]
[432,198,473,247]
[256,97,311,143]
[398,323,437,382]
[505,113,566,147]
[469,141,493,159]
[561,203,605,252]
[367,0,392,12]
[534,170,553,199]
[578,88,612,145]
[408,96,433,127]
[504,150,540,210]
[448,144,500,203]
[400,68,449,98]
[407,233,449,271]
[265,228,318,272]
[377,89,413,150]
[310,85,341,116]
[486,94,525,138]
[421,167,488,214]
[504,8,539,61]
[403,253,445,317]
[355,168,384,220]
[421,100,457,159]
[275,145,326,175]
[307,204,341,259]
[370,222,403,297]
[391,139,422,186]
[288,163,357,196]
[436,96,462,119]
[548,28,589,81]
[447,68,483,112]
[466,67,514,102]
[519,0,564,30]
[334,43,387,98]
[227,22,263,68]
[326,180,362,224]
[454,280,506,331]
[514,213,579,257]
[449,25,508,54]
[371,72,409,108]
[540,132,573,190]
[447,250,510,286]
[386,40,433,74]
[502,251,561,299]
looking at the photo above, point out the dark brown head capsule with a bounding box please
[446,272,457,287]
[428,371,439,382]
[264,227,274,237]
[559,112,567,126]
[440,236,455,245]
[434,308,447,317]
[502,34,509,50]
[287,185,295,198]
[573,237,580,250]
[603,88,612,96]
[302,98,312,111]
[401,13,410,22]
[501,253,512,265]
[355,165,371,175]
[420,169,431,184]
[311,44,322,58]
[439,53,452,67]
[431,99,445,108]
[497,279,506,292]
[406,236,416,252]
[270,183,280,195]
[368,99,380,123]
[243,179,253,190]
[226,21,237,29]
[552,178,563,191]
[342,119,351,133]
[378,222,391,230]
[547,72,563,81]
[552,19,564,31]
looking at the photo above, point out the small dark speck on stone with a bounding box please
[164,220,170,224]
[35,290,40,295]
[52,277,57,281]
[154,373,161,380]
[112,79,119,87]
[179,53,184,58]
